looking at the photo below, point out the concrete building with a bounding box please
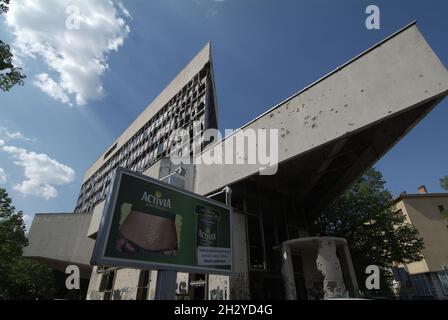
[393,186,448,300]
[74,43,219,214]
[24,22,448,300]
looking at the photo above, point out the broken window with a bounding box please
[247,213,265,271]
[99,269,116,300]
[136,270,151,300]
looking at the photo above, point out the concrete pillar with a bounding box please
[228,209,250,299]
[280,243,297,300]
[301,246,324,300]
[176,272,189,296]
[208,275,230,300]
[154,270,177,300]
[154,163,192,300]
[316,239,348,299]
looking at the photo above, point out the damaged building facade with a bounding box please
[24,22,448,300]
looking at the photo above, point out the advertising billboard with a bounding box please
[91,167,233,274]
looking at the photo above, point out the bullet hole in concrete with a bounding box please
[270,114,274,118]
[312,123,317,129]
[361,89,364,93]
[296,107,300,112]
[312,116,317,121]
[344,104,348,108]
[425,90,428,93]
[286,130,290,134]
[281,128,285,131]
[335,110,338,114]
[419,74,423,78]
[330,108,334,112]
[281,134,286,138]
[348,123,354,126]
[305,115,311,120]
[388,111,392,114]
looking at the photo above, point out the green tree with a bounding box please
[9,258,60,300]
[0,0,26,92]
[314,168,424,297]
[440,176,448,192]
[0,0,9,14]
[0,188,59,299]
[0,187,28,298]
[440,176,448,221]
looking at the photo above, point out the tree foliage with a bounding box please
[0,0,26,92]
[0,0,9,15]
[440,176,448,192]
[314,168,425,296]
[0,188,59,300]
[440,176,448,221]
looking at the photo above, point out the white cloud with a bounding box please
[5,0,131,106]
[0,168,7,184]
[0,127,35,142]
[23,214,34,232]
[0,139,4,146]
[118,2,132,20]
[33,73,71,105]
[194,0,225,18]
[2,145,75,200]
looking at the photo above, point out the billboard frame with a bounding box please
[91,166,234,275]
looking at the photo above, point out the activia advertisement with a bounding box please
[93,168,232,274]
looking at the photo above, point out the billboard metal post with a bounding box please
[154,168,186,300]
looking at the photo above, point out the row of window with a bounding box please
[98,269,151,300]
[75,66,213,213]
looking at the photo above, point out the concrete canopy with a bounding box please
[23,213,95,279]
[194,22,448,219]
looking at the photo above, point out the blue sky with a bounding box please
[0,0,447,227]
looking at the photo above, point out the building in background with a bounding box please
[24,22,448,300]
[393,186,448,300]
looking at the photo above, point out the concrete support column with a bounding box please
[154,270,177,300]
[208,275,230,300]
[301,246,324,300]
[280,243,297,300]
[316,239,347,299]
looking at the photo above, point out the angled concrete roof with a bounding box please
[194,23,448,215]
[23,213,95,278]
